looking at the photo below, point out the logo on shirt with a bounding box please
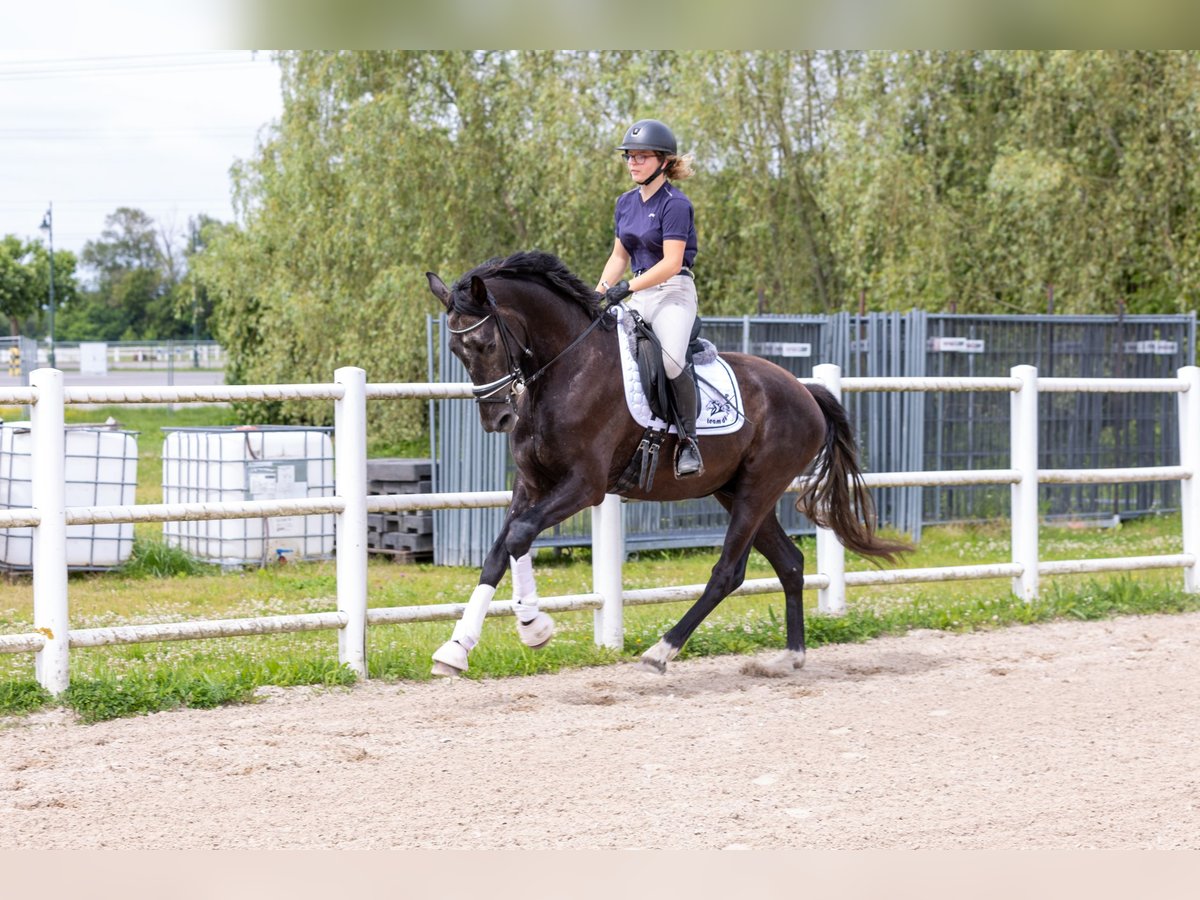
[647,213,656,219]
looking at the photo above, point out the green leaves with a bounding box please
[198,51,1200,446]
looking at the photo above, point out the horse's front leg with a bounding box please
[431,488,531,677]
[511,551,554,649]
[431,475,602,676]
[505,471,603,555]
[503,472,605,641]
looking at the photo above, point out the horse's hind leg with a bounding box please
[746,511,807,674]
[640,501,762,674]
[712,497,806,673]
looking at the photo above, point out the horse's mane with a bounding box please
[450,250,602,321]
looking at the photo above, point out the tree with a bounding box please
[198,51,1200,445]
[0,234,78,338]
[179,214,221,342]
[821,51,1200,313]
[61,207,191,341]
[0,236,37,335]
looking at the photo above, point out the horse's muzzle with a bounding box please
[480,407,518,433]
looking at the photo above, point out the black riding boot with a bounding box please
[669,370,703,478]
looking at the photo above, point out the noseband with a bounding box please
[448,286,607,408]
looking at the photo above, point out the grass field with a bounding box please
[1,404,1196,722]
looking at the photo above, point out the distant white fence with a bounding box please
[38,340,225,370]
[1,364,1197,695]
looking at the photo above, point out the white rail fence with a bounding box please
[2,364,1197,695]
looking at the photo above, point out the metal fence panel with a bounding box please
[918,313,1194,524]
[432,310,1196,565]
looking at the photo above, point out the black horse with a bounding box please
[425,250,907,676]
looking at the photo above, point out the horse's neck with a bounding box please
[519,295,594,363]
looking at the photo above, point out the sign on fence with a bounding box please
[1124,340,1179,355]
[927,336,986,353]
[755,342,812,358]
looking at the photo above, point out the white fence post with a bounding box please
[591,493,624,649]
[1010,365,1040,601]
[335,366,369,678]
[31,368,70,694]
[1179,366,1200,594]
[813,363,847,615]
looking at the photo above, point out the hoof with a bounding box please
[741,650,806,678]
[638,657,667,675]
[516,611,555,649]
[771,649,806,670]
[639,639,679,675]
[431,639,469,677]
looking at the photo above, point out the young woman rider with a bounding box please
[595,118,702,477]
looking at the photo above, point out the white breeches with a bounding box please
[626,274,698,380]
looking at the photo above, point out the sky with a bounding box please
[4,0,1189,266]
[0,45,282,260]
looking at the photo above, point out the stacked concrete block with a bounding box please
[366,458,433,561]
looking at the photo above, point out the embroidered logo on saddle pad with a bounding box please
[611,305,745,435]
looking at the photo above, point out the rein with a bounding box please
[451,289,608,406]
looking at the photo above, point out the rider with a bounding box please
[596,118,703,478]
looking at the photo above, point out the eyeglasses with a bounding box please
[622,152,658,164]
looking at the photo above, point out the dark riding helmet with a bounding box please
[618,119,677,156]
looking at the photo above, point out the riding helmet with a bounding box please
[618,119,677,156]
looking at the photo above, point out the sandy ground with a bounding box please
[2,611,1198,850]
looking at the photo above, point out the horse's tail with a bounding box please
[797,384,912,565]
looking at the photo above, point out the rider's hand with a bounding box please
[604,280,632,305]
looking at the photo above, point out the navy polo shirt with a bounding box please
[613,182,697,273]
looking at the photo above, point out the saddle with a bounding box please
[614,311,704,493]
[635,314,704,426]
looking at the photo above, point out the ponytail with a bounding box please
[664,153,695,181]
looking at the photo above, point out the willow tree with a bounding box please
[198,51,1200,443]
[822,50,1200,313]
[197,51,675,440]
[672,51,856,314]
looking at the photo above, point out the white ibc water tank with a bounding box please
[161,426,335,566]
[0,423,138,570]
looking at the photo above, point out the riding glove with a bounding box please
[604,280,632,305]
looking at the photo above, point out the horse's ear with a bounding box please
[426,272,452,309]
[469,275,490,307]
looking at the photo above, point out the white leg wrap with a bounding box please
[513,598,540,625]
[450,583,496,651]
[511,554,536,601]
[511,554,540,624]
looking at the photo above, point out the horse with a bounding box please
[425,250,909,677]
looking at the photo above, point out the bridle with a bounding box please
[448,286,607,408]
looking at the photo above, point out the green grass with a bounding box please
[118,537,222,578]
[0,680,52,716]
[1,513,1196,722]
[61,658,357,724]
[1,404,1197,722]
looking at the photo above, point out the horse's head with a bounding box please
[427,270,523,434]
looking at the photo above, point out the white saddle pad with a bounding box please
[610,305,744,436]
